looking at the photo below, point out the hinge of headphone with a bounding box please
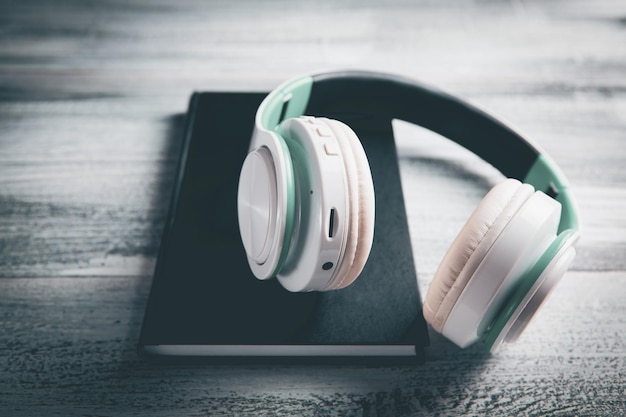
[546,182,559,199]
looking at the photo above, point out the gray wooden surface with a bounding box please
[1,0,625,415]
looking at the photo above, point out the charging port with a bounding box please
[328,208,336,238]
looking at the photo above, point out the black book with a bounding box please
[138,91,429,363]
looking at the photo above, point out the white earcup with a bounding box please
[423,179,532,330]
[265,116,374,292]
[320,119,375,290]
[238,126,296,280]
[423,179,561,347]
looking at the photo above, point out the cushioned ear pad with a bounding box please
[321,118,375,290]
[423,179,535,332]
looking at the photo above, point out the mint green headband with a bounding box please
[256,71,580,233]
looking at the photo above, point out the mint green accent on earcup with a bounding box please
[272,134,297,277]
[524,155,580,232]
[254,75,312,277]
[483,229,577,351]
[272,122,311,278]
[260,76,314,131]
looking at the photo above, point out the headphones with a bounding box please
[237,70,581,351]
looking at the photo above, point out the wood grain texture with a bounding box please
[0,273,624,416]
[1,0,625,415]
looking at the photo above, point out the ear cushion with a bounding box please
[321,118,375,290]
[423,179,535,332]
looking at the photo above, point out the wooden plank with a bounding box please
[0,273,623,415]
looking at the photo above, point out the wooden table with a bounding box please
[1,1,624,415]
